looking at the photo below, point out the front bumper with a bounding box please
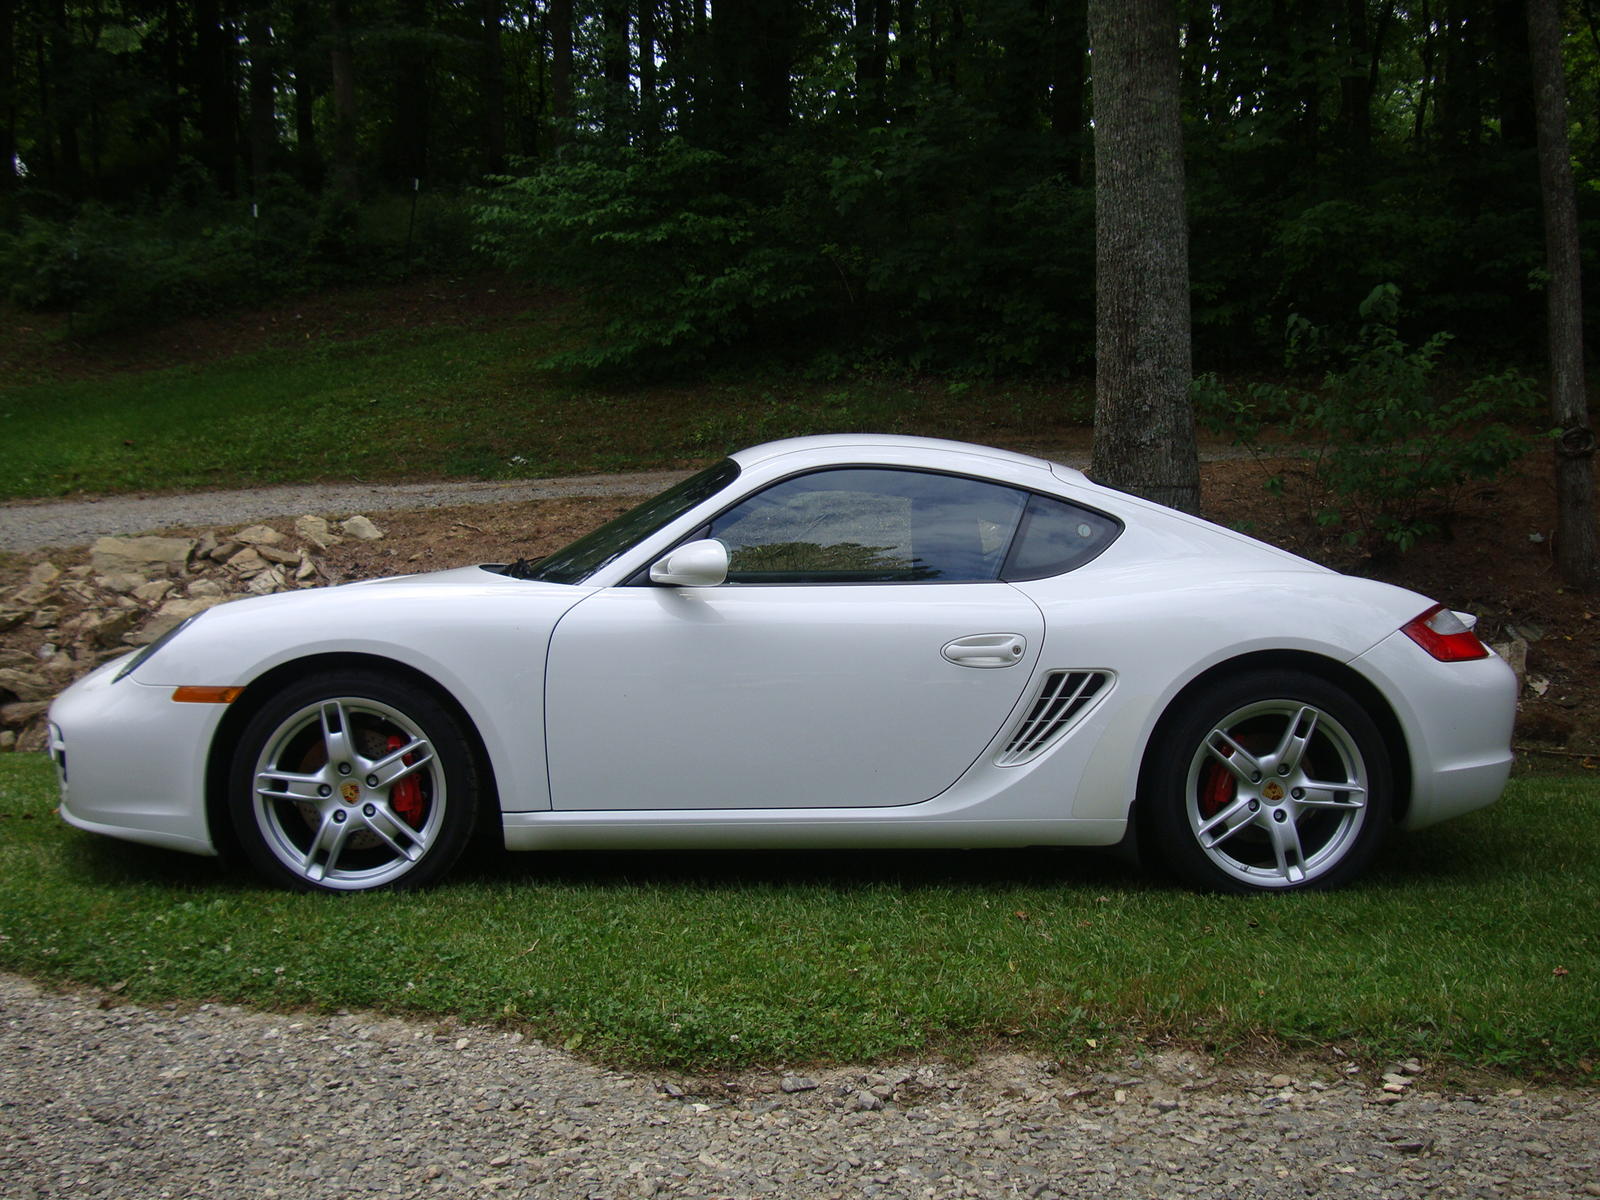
[50,658,224,856]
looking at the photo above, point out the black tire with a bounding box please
[228,670,480,892]
[1141,669,1392,893]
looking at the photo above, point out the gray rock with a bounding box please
[89,535,195,574]
[227,546,270,576]
[0,667,53,702]
[1,700,52,727]
[294,515,334,549]
[129,596,229,644]
[341,515,384,540]
[233,524,287,546]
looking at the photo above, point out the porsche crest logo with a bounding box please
[341,782,361,804]
[1262,781,1285,802]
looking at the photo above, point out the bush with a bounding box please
[476,140,820,372]
[0,181,481,335]
[473,108,1096,377]
[1198,284,1538,556]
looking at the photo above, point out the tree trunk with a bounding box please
[751,0,798,129]
[602,0,631,136]
[381,0,431,186]
[328,0,359,199]
[1528,0,1599,589]
[481,0,506,173]
[639,0,658,140]
[1088,0,1199,514]
[193,0,236,193]
[290,0,322,188]
[1051,0,1087,181]
[855,0,886,119]
[50,0,80,195]
[0,0,16,195]
[1338,0,1373,151]
[1495,0,1535,147]
[550,0,573,147]
[246,5,277,190]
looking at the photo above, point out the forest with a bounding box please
[2,0,1598,375]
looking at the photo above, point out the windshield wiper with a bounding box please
[500,556,545,580]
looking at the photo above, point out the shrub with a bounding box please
[0,183,482,335]
[1198,284,1538,556]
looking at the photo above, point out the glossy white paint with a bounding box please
[544,582,1044,810]
[48,434,1518,886]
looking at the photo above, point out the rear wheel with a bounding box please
[228,671,479,892]
[1142,670,1391,892]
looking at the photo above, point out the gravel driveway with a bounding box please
[0,473,694,553]
[4,973,1597,1199]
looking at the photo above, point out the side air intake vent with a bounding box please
[996,671,1112,766]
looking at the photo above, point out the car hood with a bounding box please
[126,564,593,686]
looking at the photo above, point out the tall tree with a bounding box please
[1088,0,1199,513]
[245,4,278,189]
[549,0,573,146]
[380,0,432,185]
[0,0,16,194]
[1528,0,1599,589]
[481,0,506,172]
[192,0,237,192]
[289,0,324,188]
[328,0,360,198]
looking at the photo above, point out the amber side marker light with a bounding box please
[171,686,244,704]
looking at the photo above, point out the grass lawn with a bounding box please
[1,751,1594,1078]
[0,309,1092,501]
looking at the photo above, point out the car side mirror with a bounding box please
[649,539,729,587]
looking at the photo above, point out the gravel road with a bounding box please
[4,973,1597,1199]
[0,473,694,553]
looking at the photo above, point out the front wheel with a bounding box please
[228,670,480,892]
[1142,670,1392,893]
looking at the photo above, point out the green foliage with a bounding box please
[2,750,1598,1076]
[474,107,1095,377]
[476,141,817,372]
[0,183,480,335]
[1199,285,1538,555]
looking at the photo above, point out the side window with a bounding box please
[1001,493,1122,580]
[708,468,1028,583]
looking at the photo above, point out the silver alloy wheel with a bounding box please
[250,695,448,891]
[1183,698,1369,889]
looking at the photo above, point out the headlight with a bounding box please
[113,615,201,683]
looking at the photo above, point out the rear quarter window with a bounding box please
[1000,494,1122,581]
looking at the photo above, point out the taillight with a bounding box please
[1401,603,1490,662]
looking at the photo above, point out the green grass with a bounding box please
[1,752,1595,1076]
[0,313,1092,500]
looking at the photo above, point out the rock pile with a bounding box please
[0,515,384,753]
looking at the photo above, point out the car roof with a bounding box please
[730,434,1066,478]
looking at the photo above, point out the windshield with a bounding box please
[515,459,741,584]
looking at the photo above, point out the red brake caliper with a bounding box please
[1199,745,1235,818]
[386,734,425,828]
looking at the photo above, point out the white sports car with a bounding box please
[49,435,1516,894]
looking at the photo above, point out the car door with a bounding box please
[544,467,1047,811]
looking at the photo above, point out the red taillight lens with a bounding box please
[1401,603,1490,662]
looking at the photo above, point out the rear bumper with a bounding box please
[1352,631,1517,830]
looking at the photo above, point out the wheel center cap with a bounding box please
[1261,781,1286,803]
[340,781,362,804]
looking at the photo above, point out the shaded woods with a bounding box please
[1,2,1595,374]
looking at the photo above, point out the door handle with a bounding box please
[942,634,1027,669]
